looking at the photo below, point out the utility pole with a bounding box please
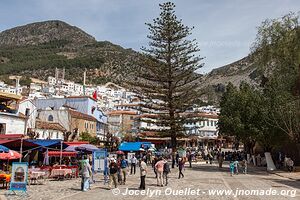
[83,68,87,95]
[9,75,22,95]
[55,68,58,83]
[62,67,65,81]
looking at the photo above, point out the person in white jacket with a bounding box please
[81,158,92,192]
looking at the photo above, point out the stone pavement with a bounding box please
[63,163,299,200]
[1,163,299,200]
[270,171,300,181]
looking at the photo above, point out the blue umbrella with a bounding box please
[0,145,9,153]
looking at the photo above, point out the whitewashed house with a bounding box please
[18,98,38,133]
[35,120,66,140]
[0,92,26,135]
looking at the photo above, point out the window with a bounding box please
[0,124,6,134]
[25,108,30,116]
[91,107,96,114]
[211,121,214,126]
[48,115,54,122]
[56,132,59,139]
[207,121,209,126]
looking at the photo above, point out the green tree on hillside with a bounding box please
[252,12,300,143]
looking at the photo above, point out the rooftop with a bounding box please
[68,109,97,122]
[0,91,22,101]
[36,120,66,132]
[107,110,138,115]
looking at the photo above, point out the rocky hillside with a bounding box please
[0,20,261,104]
[0,20,96,47]
[0,20,139,85]
[199,55,261,104]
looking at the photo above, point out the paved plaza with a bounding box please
[2,162,299,200]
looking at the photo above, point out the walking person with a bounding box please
[117,157,122,185]
[139,158,147,190]
[120,156,129,185]
[176,152,179,167]
[152,156,158,178]
[163,158,170,186]
[229,161,235,176]
[233,160,239,175]
[286,158,294,172]
[278,152,283,169]
[131,155,137,175]
[155,157,164,187]
[188,153,192,168]
[104,155,110,184]
[218,152,224,168]
[81,158,92,192]
[208,152,213,165]
[109,158,118,189]
[178,158,185,179]
[241,158,247,174]
[256,154,262,167]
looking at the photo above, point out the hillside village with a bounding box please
[0,67,222,150]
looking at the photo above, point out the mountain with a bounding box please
[0,20,96,47]
[0,20,259,104]
[0,20,139,85]
[199,55,261,104]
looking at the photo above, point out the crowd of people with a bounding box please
[87,151,189,191]
[78,148,297,192]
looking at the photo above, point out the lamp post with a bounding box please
[59,140,63,167]
[19,137,23,162]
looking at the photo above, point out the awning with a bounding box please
[0,91,22,101]
[64,141,89,146]
[0,139,38,150]
[47,151,77,157]
[0,145,9,152]
[0,134,24,140]
[26,139,62,147]
[119,142,152,152]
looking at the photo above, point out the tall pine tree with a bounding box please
[129,2,203,161]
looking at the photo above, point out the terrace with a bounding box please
[0,91,22,115]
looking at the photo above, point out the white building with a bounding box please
[42,86,55,94]
[0,92,26,135]
[184,113,219,139]
[48,76,57,86]
[35,120,66,140]
[96,82,137,111]
[18,98,38,133]
[137,112,219,145]
[0,113,26,135]
[74,84,84,95]
[30,83,42,93]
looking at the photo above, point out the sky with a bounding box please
[0,0,300,73]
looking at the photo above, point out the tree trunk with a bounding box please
[171,133,177,168]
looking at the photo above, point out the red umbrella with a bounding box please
[116,150,124,155]
[0,150,22,160]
